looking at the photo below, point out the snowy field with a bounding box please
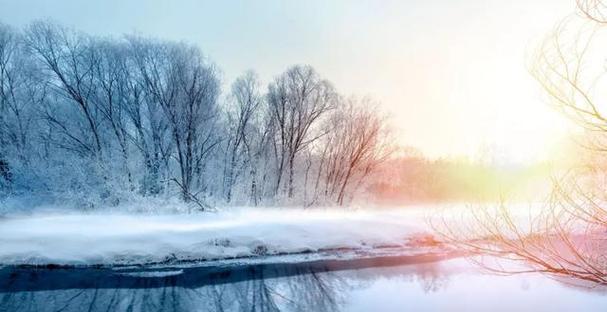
[0,208,444,266]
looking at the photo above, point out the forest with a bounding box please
[0,21,394,210]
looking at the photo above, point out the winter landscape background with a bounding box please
[3,0,607,311]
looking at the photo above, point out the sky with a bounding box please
[0,0,579,163]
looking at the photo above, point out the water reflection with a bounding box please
[1,256,604,312]
[0,255,450,312]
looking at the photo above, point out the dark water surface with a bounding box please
[1,255,606,312]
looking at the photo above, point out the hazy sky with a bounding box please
[0,0,578,163]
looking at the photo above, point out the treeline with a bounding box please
[370,154,552,203]
[0,21,393,208]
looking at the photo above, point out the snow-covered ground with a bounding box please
[0,208,441,266]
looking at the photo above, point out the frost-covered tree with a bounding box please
[267,65,337,199]
[0,24,20,189]
[129,38,220,206]
[0,20,394,209]
[124,37,173,196]
[222,70,263,203]
[0,23,46,192]
[316,97,393,205]
[25,21,105,159]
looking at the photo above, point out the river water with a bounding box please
[1,255,605,311]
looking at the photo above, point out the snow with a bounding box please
[0,208,434,266]
[118,270,185,277]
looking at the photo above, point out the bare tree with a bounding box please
[439,1,607,286]
[267,65,337,198]
[124,37,173,195]
[0,20,396,208]
[0,24,20,187]
[25,21,105,159]
[578,0,607,23]
[309,98,393,205]
[434,194,607,285]
[222,70,263,203]
[88,40,137,188]
[0,23,47,189]
[132,39,220,204]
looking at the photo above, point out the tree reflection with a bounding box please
[0,256,450,312]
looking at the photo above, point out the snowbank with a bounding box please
[0,208,434,266]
